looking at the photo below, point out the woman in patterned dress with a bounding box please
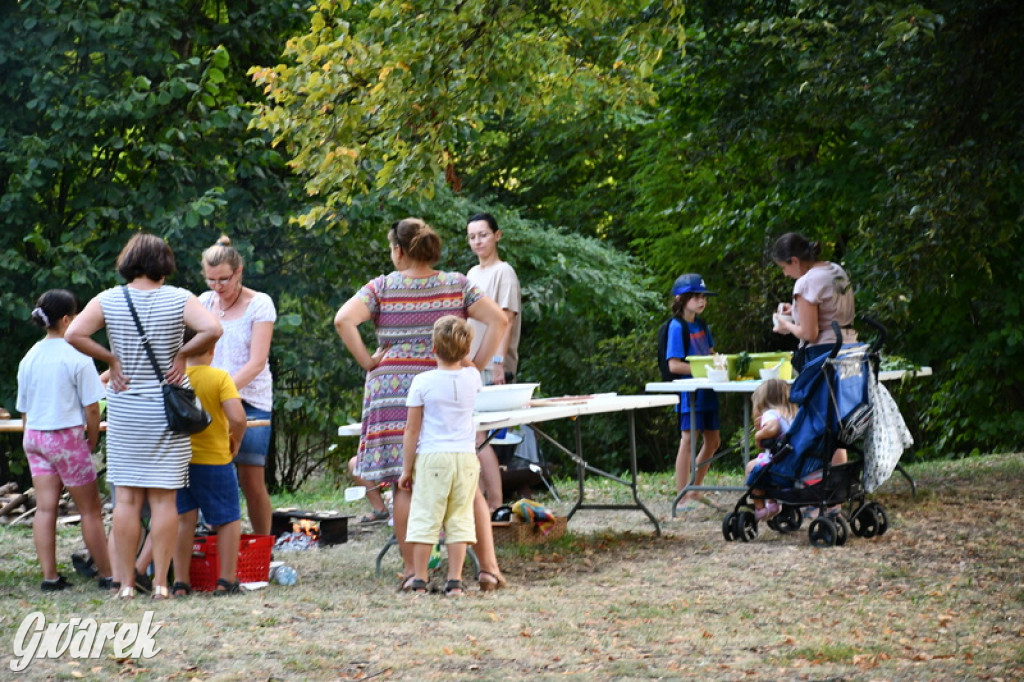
[66,233,221,599]
[335,218,510,590]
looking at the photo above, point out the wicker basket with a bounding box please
[492,516,567,546]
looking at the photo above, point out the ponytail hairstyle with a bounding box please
[389,218,441,265]
[31,289,80,330]
[201,234,244,271]
[771,232,820,264]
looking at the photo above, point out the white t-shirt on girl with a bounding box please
[17,338,105,430]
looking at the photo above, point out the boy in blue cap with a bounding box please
[664,274,720,511]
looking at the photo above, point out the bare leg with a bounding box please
[674,430,695,495]
[135,532,154,576]
[215,520,241,584]
[66,480,112,579]
[236,464,271,535]
[146,488,179,593]
[676,429,720,502]
[693,429,721,489]
[472,489,505,587]
[112,487,146,588]
[393,485,414,577]
[446,542,467,583]
[475,434,503,512]
[745,461,765,512]
[31,474,62,581]
[348,457,386,516]
[410,542,431,583]
[173,508,199,587]
[832,448,848,465]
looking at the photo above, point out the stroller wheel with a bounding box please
[851,504,879,538]
[735,511,758,542]
[808,517,838,547]
[768,505,802,534]
[722,512,737,541]
[833,514,850,546]
[862,502,889,537]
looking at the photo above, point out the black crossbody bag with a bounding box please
[121,286,211,435]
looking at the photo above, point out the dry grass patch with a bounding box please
[1,454,1023,680]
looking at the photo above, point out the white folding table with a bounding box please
[339,393,679,535]
[646,367,932,516]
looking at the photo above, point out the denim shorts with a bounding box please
[679,409,721,432]
[234,402,271,467]
[176,463,241,526]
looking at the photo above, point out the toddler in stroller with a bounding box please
[745,379,797,522]
[723,320,891,547]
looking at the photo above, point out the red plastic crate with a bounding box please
[189,534,273,591]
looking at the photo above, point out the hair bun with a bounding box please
[215,235,232,247]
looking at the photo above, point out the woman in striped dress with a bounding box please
[67,233,221,599]
[335,218,509,589]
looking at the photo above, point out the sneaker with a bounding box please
[72,550,97,578]
[41,575,71,592]
[97,576,116,591]
[802,506,821,521]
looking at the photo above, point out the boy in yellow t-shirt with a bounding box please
[171,332,247,596]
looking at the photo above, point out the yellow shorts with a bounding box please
[405,451,480,545]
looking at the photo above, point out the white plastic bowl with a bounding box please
[474,383,540,412]
[759,366,780,380]
[706,368,730,383]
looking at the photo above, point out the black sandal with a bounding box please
[171,581,192,597]
[400,577,428,593]
[213,578,243,595]
[444,580,464,597]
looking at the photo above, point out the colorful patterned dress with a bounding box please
[354,271,483,483]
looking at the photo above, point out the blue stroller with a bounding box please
[722,320,890,547]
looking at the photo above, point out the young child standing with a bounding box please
[398,315,482,596]
[171,329,247,596]
[746,379,798,520]
[665,274,721,511]
[16,290,113,591]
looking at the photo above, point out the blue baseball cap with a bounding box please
[671,273,716,296]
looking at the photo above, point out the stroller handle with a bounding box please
[858,315,887,353]
[829,316,888,357]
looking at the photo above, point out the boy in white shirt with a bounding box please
[398,316,482,596]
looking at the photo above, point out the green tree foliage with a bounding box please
[461,0,1024,458]
[0,0,323,488]
[250,0,685,228]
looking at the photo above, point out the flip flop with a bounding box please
[675,500,702,513]
[359,509,389,524]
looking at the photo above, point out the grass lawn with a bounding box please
[1,454,1022,680]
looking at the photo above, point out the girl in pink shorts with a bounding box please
[16,290,113,591]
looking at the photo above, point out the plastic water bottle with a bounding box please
[271,565,298,586]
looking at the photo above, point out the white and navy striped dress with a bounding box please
[100,285,193,488]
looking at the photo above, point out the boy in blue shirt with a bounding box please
[664,274,721,511]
